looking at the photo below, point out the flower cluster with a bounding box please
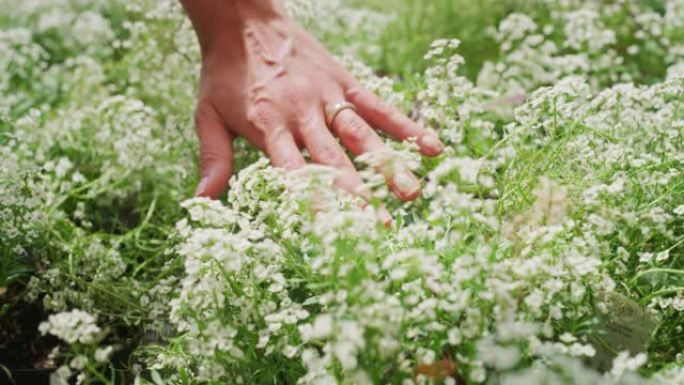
[478,0,684,97]
[38,309,115,385]
[38,309,102,344]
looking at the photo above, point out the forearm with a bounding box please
[180,0,287,59]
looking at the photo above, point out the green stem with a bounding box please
[631,268,684,284]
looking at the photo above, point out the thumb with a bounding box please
[194,104,234,199]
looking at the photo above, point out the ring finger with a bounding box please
[330,107,422,201]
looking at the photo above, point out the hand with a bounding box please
[185,1,444,215]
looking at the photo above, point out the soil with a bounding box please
[0,286,58,384]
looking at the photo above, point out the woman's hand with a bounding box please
[183,0,444,212]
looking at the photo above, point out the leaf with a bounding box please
[150,369,166,385]
[0,364,14,385]
[589,292,657,372]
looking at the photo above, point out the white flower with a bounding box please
[568,342,596,358]
[38,309,101,344]
[313,314,333,338]
[300,314,333,341]
[673,205,684,215]
[656,250,670,262]
[417,348,436,365]
[50,366,72,385]
[470,361,486,383]
[69,355,87,370]
[54,157,72,178]
[477,338,521,370]
[559,333,577,343]
[611,352,648,377]
[524,289,545,312]
[638,252,654,263]
[332,341,358,370]
[353,371,373,385]
[447,328,462,345]
[283,345,298,358]
[94,346,114,362]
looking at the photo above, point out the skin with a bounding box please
[181,0,445,223]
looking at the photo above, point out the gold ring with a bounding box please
[325,101,357,128]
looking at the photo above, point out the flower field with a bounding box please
[1,0,683,384]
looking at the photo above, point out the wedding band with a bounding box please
[325,101,357,127]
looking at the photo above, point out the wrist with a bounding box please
[236,0,287,20]
[181,0,287,60]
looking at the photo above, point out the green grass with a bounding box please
[361,0,534,78]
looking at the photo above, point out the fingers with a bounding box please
[264,128,306,171]
[301,113,393,226]
[248,99,306,171]
[344,85,445,157]
[299,113,367,198]
[195,103,234,199]
[330,108,384,155]
[331,109,421,201]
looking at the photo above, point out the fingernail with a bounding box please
[393,171,420,198]
[377,206,393,226]
[195,178,209,197]
[420,134,444,154]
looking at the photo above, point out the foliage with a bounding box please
[0,0,682,384]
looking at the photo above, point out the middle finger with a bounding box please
[330,108,421,201]
[297,110,368,199]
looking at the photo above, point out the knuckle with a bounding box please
[297,113,320,136]
[285,87,307,107]
[317,143,346,166]
[285,78,312,108]
[265,126,290,147]
[336,71,356,87]
[247,101,279,130]
[194,100,215,129]
[199,147,229,171]
[340,114,371,142]
[346,85,397,119]
[279,157,303,171]
[372,99,395,117]
[344,85,363,101]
